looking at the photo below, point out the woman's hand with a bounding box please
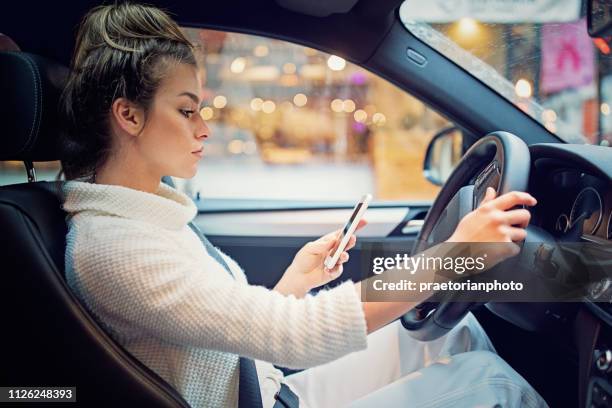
[447,187,537,265]
[359,188,537,335]
[274,219,367,297]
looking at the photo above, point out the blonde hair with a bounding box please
[60,2,198,181]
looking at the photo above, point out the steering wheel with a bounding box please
[401,131,531,341]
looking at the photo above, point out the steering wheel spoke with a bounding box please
[426,185,476,248]
[403,131,531,340]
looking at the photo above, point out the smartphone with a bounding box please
[324,193,372,270]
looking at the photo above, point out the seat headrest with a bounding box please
[0,52,68,162]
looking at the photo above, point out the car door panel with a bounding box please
[194,202,431,288]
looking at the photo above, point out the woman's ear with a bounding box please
[110,97,146,137]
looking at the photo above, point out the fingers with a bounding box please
[323,252,350,273]
[355,218,368,231]
[326,219,366,240]
[330,234,358,256]
[327,238,337,251]
[322,229,341,241]
[322,220,364,253]
[504,208,532,228]
[324,263,344,277]
[479,187,497,206]
[504,226,528,242]
[344,235,357,251]
[307,237,336,254]
[328,252,350,266]
[487,190,537,211]
[331,264,343,278]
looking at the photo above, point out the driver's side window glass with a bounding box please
[175,28,459,201]
[0,31,462,193]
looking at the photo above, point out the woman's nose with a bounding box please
[196,114,210,139]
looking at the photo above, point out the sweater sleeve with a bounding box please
[71,222,368,369]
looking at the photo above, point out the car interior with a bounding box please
[1,0,611,407]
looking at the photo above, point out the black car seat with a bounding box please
[0,51,191,407]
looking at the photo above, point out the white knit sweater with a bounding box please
[62,180,368,408]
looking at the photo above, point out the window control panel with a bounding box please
[588,377,612,408]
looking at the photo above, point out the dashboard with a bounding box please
[528,144,612,308]
[484,143,612,408]
[529,144,612,244]
[534,170,611,243]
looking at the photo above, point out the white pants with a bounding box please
[283,313,548,408]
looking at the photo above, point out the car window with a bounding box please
[173,27,457,202]
[0,161,61,185]
[400,1,612,146]
[0,29,456,202]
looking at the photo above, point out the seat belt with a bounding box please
[161,177,264,408]
[188,223,300,408]
[188,222,264,408]
[163,177,298,408]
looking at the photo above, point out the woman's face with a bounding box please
[136,62,209,179]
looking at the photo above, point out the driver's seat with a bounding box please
[0,51,190,406]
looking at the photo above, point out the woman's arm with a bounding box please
[72,221,367,370]
[357,188,536,334]
[274,220,365,298]
[356,284,429,334]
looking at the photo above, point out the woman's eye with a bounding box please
[180,109,195,118]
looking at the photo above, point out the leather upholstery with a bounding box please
[0,51,67,161]
[0,181,191,406]
[0,52,190,406]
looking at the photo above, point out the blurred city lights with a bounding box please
[331,98,344,112]
[228,139,244,154]
[280,101,294,111]
[544,122,557,133]
[327,55,346,71]
[304,47,318,56]
[364,104,377,115]
[200,107,214,121]
[280,74,299,87]
[243,140,257,154]
[343,99,356,113]
[293,93,308,107]
[230,57,246,74]
[458,18,479,36]
[515,79,533,99]
[354,109,367,123]
[254,45,269,57]
[594,38,611,55]
[262,100,276,113]
[372,112,386,125]
[250,98,263,111]
[542,109,557,122]
[283,63,297,74]
[213,95,227,109]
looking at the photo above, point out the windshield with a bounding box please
[400,0,612,145]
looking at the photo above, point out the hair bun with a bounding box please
[59,3,198,181]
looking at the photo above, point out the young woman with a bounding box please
[60,3,546,407]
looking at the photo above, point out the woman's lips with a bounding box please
[192,148,204,158]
